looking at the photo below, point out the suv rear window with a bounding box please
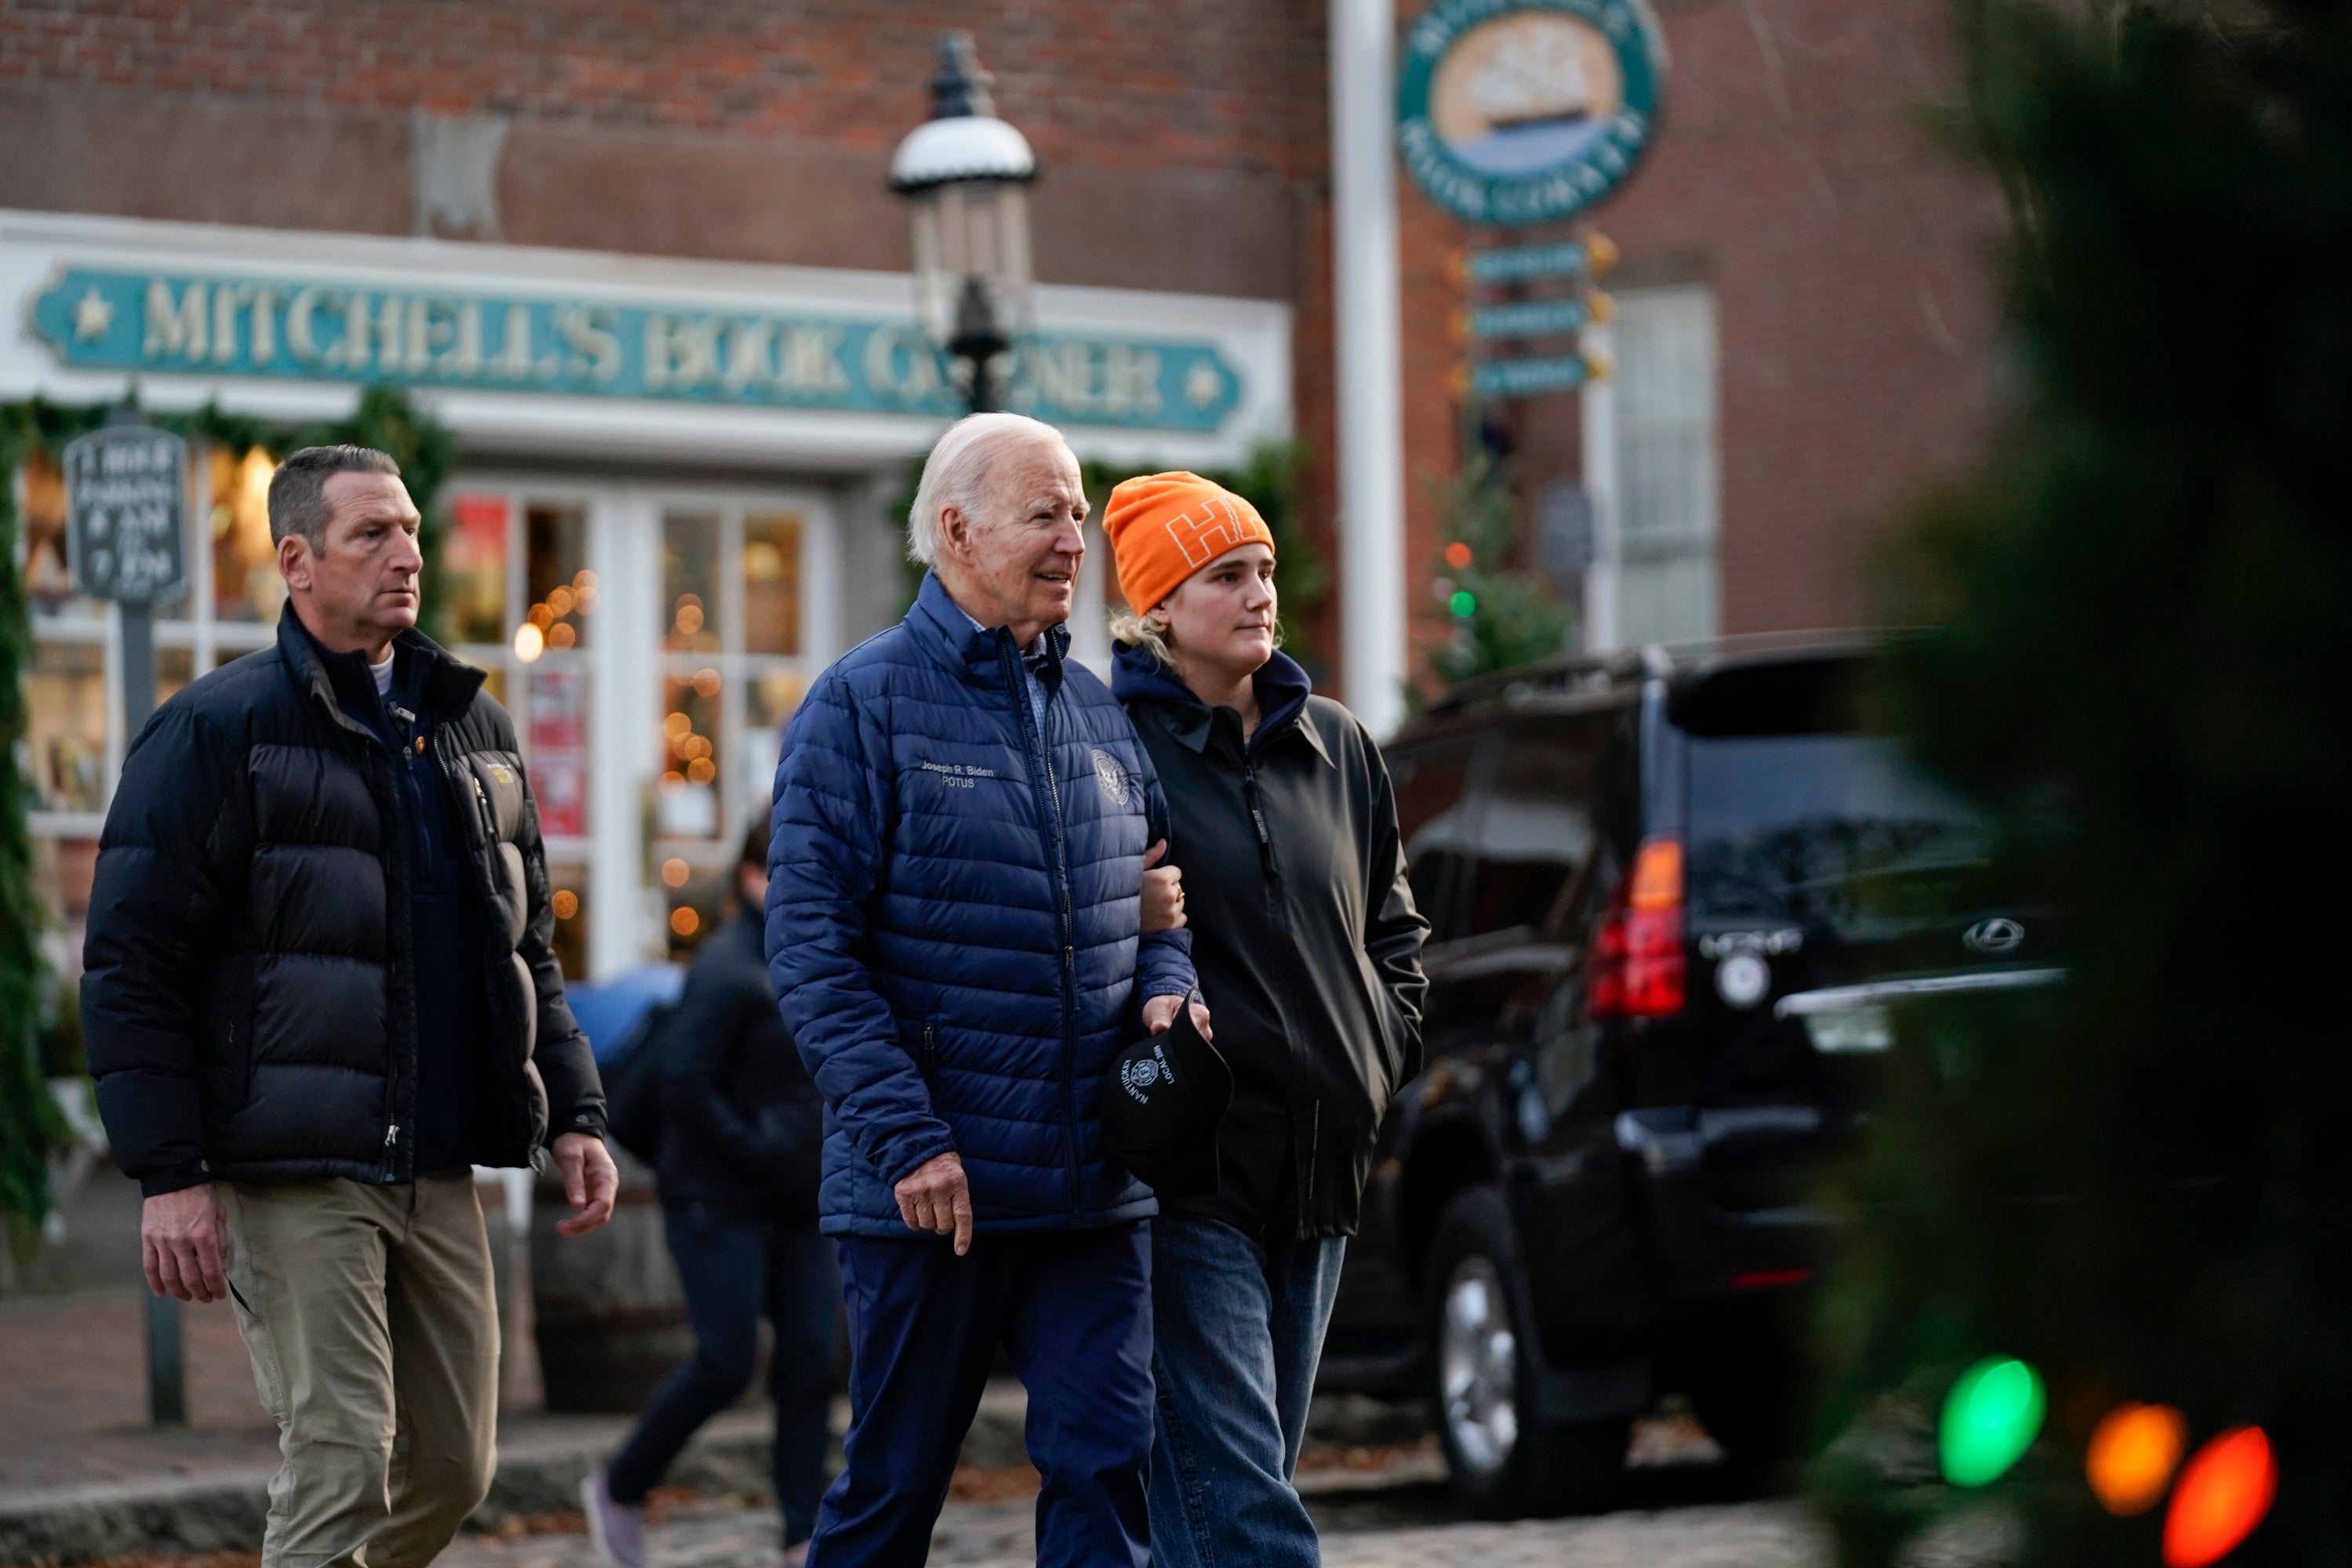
[1679,661,1985,927]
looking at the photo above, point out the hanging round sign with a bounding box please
[1398,0,1666,226]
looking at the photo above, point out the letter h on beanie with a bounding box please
[1102,472,1276,615]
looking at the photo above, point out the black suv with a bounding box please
[1323,634,2060,1513]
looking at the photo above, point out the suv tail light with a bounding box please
[1588,837,1686,1019]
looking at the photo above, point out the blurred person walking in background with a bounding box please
[766,412,1200,1567]
[81,444,617,1568]
[1105,472,1428,1568]
[582,816,833,1568]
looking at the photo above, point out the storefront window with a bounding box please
[209,445,282,624]
[656,669,724,840]
[26,638,107,814]
[529,666,591,840]
[447,494,510,647]
[547,862,590,981]
[662,861,728,956]
[524,503,593,654]
[462,497,596,852]
[17,451,91,613]
[743,667,805,808]
[653,504,810,864]
[743,512,801,655]
[662,513,723,654]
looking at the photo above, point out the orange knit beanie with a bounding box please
[1101,472,1276,616]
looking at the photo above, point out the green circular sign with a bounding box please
[1397,0,1665,226]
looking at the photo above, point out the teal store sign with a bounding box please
[1398,0,1664,226]
[29,266,1244,433]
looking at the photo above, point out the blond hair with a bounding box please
[1108,606,1285,676]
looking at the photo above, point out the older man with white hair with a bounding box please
[766,412,1202,1566]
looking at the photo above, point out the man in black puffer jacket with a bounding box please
[82,444,617,1568]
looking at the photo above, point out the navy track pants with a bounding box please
[805,1221,1153,1568]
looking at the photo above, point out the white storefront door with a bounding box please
[445,475,841,980]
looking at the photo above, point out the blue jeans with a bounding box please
[1148,1216,1347,1568]
[607,1203,840,1548]
[809,1224,1154,1568]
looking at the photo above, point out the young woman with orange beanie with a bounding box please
[1104,472,1429,1568]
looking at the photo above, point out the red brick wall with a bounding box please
[0,0,2002,685]
[0,2,1328,296]
[0,1,1320,166]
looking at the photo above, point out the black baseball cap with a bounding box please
[1102,996,1232,1198]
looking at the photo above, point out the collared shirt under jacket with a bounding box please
[765,572,1196,1237]
[1112,643,1429,1238]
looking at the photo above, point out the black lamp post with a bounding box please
[891,33,1038,413]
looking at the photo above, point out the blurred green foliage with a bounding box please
[1810,1,2352,1559]
[1427,452,1570,688]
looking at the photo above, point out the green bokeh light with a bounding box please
[1940,1356,2045,1487]
[1450,590,1477,617]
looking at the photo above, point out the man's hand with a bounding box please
[894,1151,975,1255]
[552,1132,619,1236]
[1141,993,1215,1041]
[143,1185,228,1303]
[1140,840,1187,935]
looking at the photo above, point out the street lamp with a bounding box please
[891,32,1037,413]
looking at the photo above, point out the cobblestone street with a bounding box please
[437,1481,1822,1568]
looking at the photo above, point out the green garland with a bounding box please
[0,387,454,1255]
[0,405,78,1261]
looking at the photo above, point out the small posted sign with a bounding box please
[63,423,187,604]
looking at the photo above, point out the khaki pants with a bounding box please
[220,1174,499,1568]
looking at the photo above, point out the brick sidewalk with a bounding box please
[0,1288,280,1497]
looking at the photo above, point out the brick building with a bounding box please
[1,0,2000,978]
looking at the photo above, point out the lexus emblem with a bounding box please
[1964,917,2025,954]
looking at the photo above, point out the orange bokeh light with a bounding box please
[1444,542,1473,570]
[2088,1403,2187,1515]
[2163,1427,2276,1568]
[670,906,700,938]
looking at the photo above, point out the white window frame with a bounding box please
[1581,281,1722,652]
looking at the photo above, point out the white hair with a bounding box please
[906,412,1072,565]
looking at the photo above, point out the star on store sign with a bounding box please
[73,285,114,339]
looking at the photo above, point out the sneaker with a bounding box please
[579,1469,648,1568]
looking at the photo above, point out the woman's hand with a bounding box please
[1142,993,1215,1040]
[1140,839,1187,935]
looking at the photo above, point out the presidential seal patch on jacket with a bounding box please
[1091,747,1131,806]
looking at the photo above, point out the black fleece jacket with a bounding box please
[1113,644,1428,1237]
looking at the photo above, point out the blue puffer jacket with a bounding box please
[765,573,1196,1236]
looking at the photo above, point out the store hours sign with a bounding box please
[1398,0,1666,226]
[29,266,1245,434]
[64,423,187,604]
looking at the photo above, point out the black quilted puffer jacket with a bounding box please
[82,611,604,1196]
